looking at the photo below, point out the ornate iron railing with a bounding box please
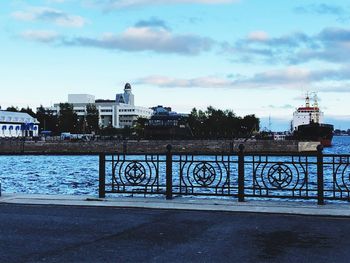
[99,145,350,204]
[243,154,319,200]
[324,154,350,200]
[103,153,166,196]
[173,154,238,197]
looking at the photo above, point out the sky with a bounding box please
[1,0,350,131]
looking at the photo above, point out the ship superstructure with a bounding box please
[292,94,323,130]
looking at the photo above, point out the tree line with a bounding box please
[187,107,260,139]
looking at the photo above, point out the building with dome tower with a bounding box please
[116,83,134,105]
[44,83,153,129]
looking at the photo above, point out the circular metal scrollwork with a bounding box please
[267,163,293,189]
[343,165,350,187]
[125,161,146,185]
[193,162,216,187]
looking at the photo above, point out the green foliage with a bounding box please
[20,107,36,117]
[36,105,59,133]
[133,117,148,138]
[6,106,19,112]
[58,103,78,133]
[86,104,99,133]
[187,106,260,139]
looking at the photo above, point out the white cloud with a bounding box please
[64,26,214,55]
[247,31,269,42]
[21,30,59,42]
[136,75,232,87]
[12,7,86,28]
[136,66,350,92]
[46,0,67,3]
[93,0,238,9]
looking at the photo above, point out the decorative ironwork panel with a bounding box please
[324,155,350,200]
[172,154,238,196]
[245,155,318,199]
[105,154,166,195]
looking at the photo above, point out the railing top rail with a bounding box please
[242,152,318,157]
[0,152,102,156]
[0,151,349,157]
[323,154,350,158]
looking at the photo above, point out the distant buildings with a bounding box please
[0,111,39,138]
[144,106,191,139]
[45,83,153,129]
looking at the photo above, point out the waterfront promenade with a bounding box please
[2,194,350,262]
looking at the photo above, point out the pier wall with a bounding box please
[0,139,314,153]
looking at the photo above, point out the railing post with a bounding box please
[123,141,127,154]
[166,144,173,200]
[317,145,324,205]
[238,144,245,202]
[99,153,106,198]
[229,141,234,154]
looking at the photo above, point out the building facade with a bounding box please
[46,83,153,129]
[0,111,39,138]
[144,106,192,139]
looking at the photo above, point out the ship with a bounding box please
[292,94,334,147]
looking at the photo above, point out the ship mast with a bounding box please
[313,93,320,123]
[305,92,310,108]
[313,94,319,108]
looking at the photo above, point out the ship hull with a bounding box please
[293,123,334,147]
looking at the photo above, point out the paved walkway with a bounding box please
[1,202,350,263]
[1,193,350,217]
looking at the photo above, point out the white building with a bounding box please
[0,111,39,138]
[46,83,153,129]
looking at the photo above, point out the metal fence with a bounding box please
[1,146,349,204]
[99,145,350,205]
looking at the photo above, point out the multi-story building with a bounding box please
[45,83,153,129]
[144,105,192,139]
[0,111,39,138]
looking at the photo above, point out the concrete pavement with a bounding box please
[1,203,350,262]
[1,193,350,217]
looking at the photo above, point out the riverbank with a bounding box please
[0,139,319,153]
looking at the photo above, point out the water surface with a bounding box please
[0,136,349,196]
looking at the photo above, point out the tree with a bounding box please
[134,117,148,139]
[187,106,260,139]
[58,103,78,133]
[20,107,36,118]
[242,114,260,134]
[86,104,99,133]
[36,106,59,134]
[6,106,19,112]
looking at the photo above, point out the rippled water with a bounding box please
[0,156,99,195]
[0,136,349,196]
[324,136,350,154]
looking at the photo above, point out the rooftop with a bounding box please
[0,111,39,123]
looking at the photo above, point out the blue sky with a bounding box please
[1,0,350,130]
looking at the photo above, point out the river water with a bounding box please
[0,136,349,196]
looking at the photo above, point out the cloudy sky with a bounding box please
[1,0,350,130]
